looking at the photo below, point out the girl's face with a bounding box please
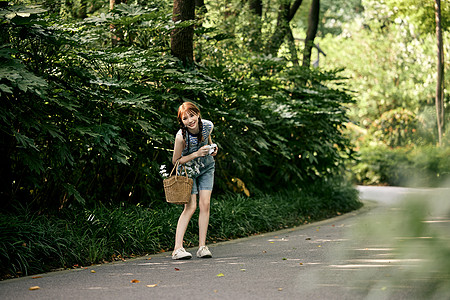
[182,110,199,132]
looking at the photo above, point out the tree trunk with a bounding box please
[110,0,127,10]
[266,0,304,56]
[249,0,262,16]
[302,0,320,67]
[434,0,445,146]
[287,27,299,66]
[289,0,304,20]
[77,0,87,19]
[266,3,290,56]
[248,0,263,52]
[195,0,207,13]
[171,0,195,66]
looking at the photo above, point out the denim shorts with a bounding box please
[191,162,215,194]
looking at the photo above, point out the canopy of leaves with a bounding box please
[384,0,449,35]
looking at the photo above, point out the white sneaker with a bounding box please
[172,248,192,260]
[196,246,212,258]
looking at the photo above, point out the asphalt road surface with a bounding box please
[1,186,449,299]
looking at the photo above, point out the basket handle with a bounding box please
[169,159,190,178]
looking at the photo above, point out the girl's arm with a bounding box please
[172,134,210,165]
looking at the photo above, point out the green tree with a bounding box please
[384,0,448,145]
[318,0,449,147]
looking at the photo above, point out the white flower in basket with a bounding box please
[159,164,170,179]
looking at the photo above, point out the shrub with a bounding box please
[1,3,355,212]
[350,145,450,187]
[0,178,361,278]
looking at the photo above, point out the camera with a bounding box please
[208,144,217,155]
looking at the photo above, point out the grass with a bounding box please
[0,178,361,279]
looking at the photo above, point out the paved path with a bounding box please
[1,186,448,299]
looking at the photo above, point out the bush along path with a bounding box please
[2,186,448,299]
[0,180,361,279]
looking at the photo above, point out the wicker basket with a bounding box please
[163,161,193,205]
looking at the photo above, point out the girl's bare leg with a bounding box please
[174,194,197,251]
[198,190,212,247]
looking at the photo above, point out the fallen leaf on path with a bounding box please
[214,290,218,293]
[174,268,180,271]
[146,257,152,260]
[216,273,224,277]
[32,276,42,279]
[305,238,311,240]
[29,286,40,290]
[318,245,321,248]
[147,284,158,288]
[299,263,303,265]
[90,270,96,273]
[278,288,283,291]
[262,250,267,253]
[240,269,246,272]
[269,242,274,244]
[282,258,287,260]
[131,279,140,283]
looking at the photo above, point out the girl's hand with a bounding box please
[211,145,218,157]
[197,145,210,157]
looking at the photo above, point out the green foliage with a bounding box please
[384,0,450,35]
[315,0,365,36]
[369,108,419,147]
[318,0,450,146]
[350,145,450,186]
[0,3,182,209]
[0,179,361,278]
[1,1,356,211]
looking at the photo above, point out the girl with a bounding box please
[171,102,218,260]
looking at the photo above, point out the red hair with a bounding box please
[177,102,201,123]
[177,102,204,144]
